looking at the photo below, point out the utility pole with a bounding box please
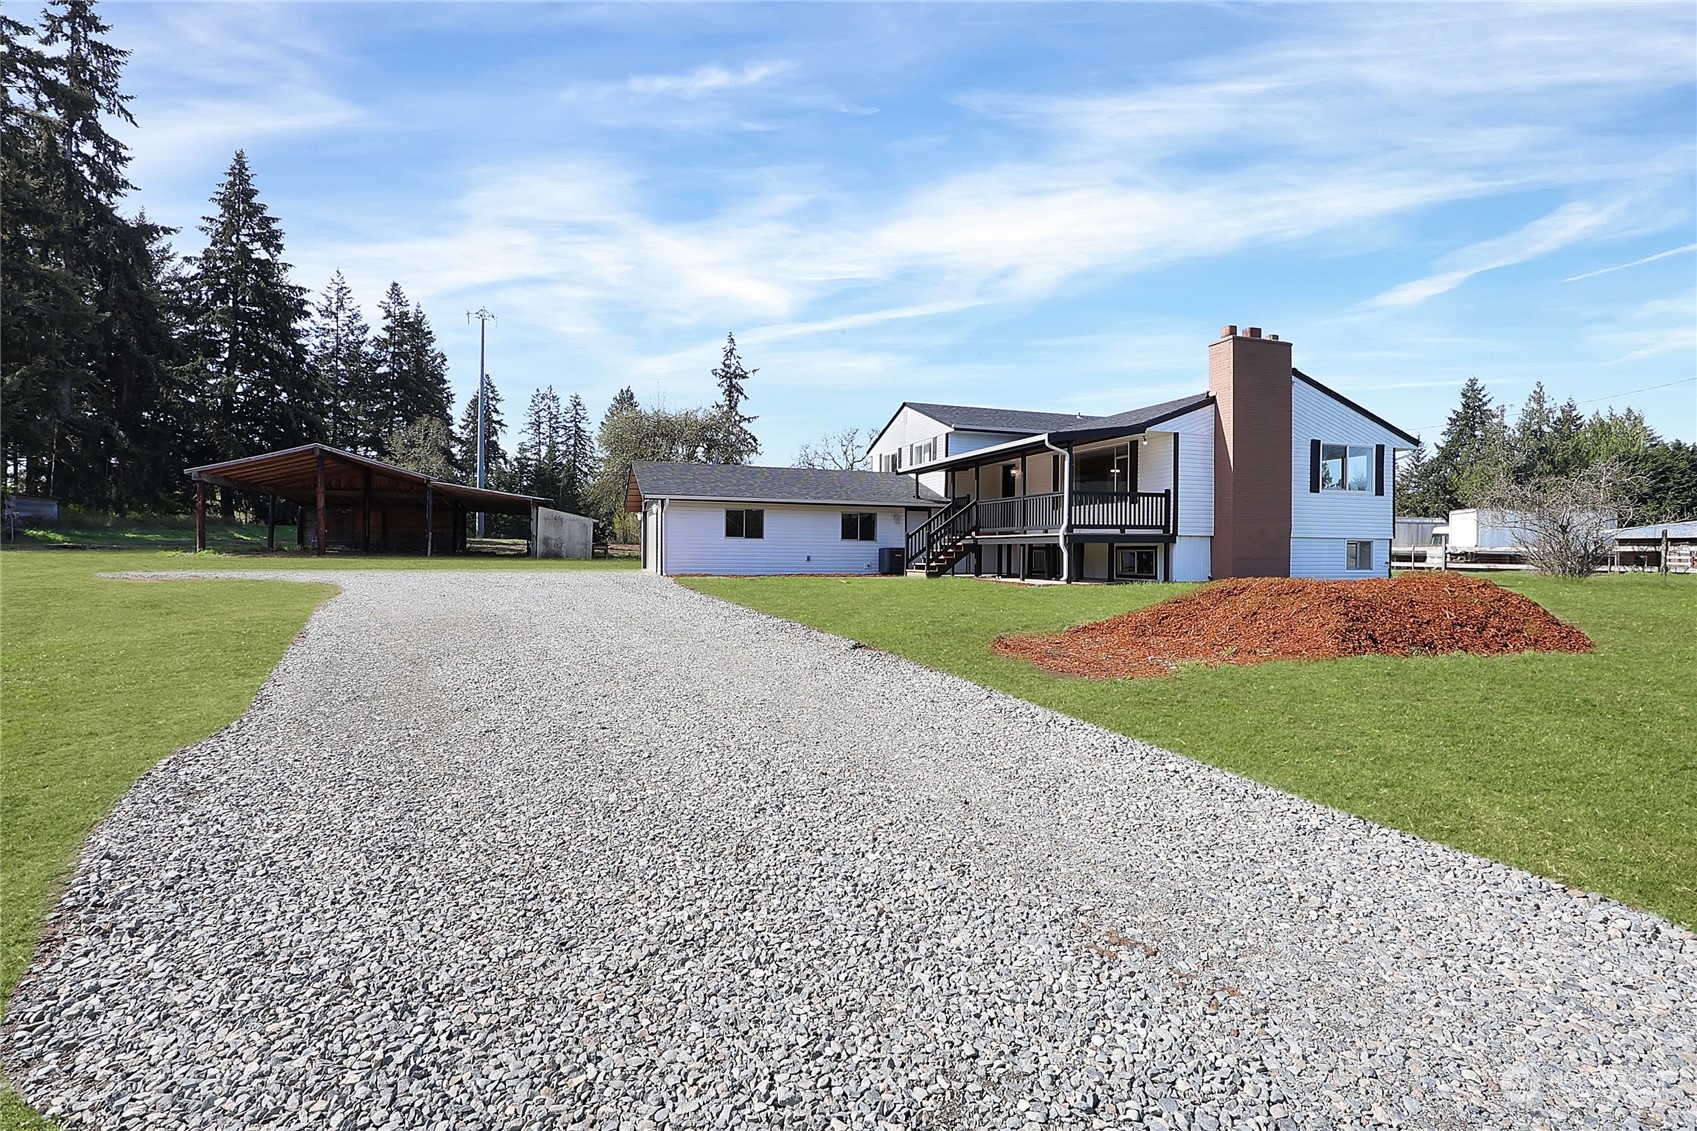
[467,307,496,537]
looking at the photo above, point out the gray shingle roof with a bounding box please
[902,402,1098,433]
[1048,393,1215,442]
[630,462,947,507]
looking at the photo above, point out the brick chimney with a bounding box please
[1209,325,1293,579]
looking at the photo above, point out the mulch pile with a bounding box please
[994,571,1592,680]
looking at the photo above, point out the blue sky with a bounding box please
[102,1,1696,455]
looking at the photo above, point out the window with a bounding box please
[906,438,937,466]
[1346,539,1374,571]
[1116,546,1158,580]
[1076,442,1136,493]
[724,508,764,539]
[841,512,877,541]
[1320,443,1373,492]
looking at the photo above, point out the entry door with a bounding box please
[1001,464,1017,498]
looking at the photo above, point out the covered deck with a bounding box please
[185,445,552,555]
[902,393,1209,580]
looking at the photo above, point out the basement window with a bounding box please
[1116,546,1158,580]
[1321,443,1373,492]
[724,508,764,539]
[841,512,877,541]
[1346,540,1374,571]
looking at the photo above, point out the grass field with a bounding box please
[682,571,1697,930]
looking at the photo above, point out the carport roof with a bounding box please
[627,461,947,511]
[186,444,550,515]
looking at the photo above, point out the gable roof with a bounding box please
[185,443,551,515]
[627,461,947,511]
[1047,393,1215,445]
[1292,370,1421,446]
[900,402,1098,434]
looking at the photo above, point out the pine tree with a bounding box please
[2,2,179,508]
[454,380,508,486]
[559,393,594,513]
[1425,377,1510,511]
[708,333,760,463]
[179,151,315,516]
[307,272,376,452]
[368,285,452,455]
[515,387,564,502]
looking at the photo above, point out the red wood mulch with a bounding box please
[993,571,1593,680]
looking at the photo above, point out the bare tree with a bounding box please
[1481,458,1638,577]
[795,427,874,471]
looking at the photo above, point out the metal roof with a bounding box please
[185,444,551,515]
[1611,520,1697,541]
[627,461,947,511]
[901,402,1098,433]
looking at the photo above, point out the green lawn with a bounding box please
[681,572,1697,929]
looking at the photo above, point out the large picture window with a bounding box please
[1321,443,1373,492]
[841,512,877,541]
[724,508,764,539]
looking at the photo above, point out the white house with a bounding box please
[629,325,1419,582]
[871,325,1420,582]
[628,463,946,576]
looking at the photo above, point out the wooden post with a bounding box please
[1661,530,1671,576]
[266,493,276,550]
[362,469,372,552]
[194,481,206,552]
[314,448,327,556]
[425,485,435,557]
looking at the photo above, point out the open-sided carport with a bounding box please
[185,444,552,555]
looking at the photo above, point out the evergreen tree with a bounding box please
[307,272,376,452]
[455,380,508,486]
[2,2,179,508]
[179,151,316,516]
[707,333,760,463]
[515,386,564,502]
[560,393,594,514]
[367,284,452,455]
[1425,377,1510,511]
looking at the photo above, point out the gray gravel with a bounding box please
[5,568,1695,1131]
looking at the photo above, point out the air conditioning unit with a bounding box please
[879,546,906,574]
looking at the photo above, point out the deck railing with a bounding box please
[1070,489,1170,532]
[977,493,1065,533]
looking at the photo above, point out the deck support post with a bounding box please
[266,493,276,550]
[194,481,206,552]
[425,485,435,557]
[314,449,327,557]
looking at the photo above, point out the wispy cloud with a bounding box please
[625,62,789,99]
[1565,243,1697,282]
[1367,201,1628,309]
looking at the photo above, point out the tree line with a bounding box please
[3,2,762,537]
[1396,377,1696,524]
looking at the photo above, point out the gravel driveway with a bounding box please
[5,569,1694,1131]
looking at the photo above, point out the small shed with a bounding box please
[185,445,552,555]
[1610,520,1697,573]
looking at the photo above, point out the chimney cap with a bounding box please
[1220,324,1237,338]
[1247,327,1262,338]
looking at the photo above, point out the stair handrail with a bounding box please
[907,495,972,567]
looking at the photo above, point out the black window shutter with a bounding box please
[1308,439,1321,493]
[1374,444,1386,496]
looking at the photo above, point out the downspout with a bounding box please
[1040,433,1071,582]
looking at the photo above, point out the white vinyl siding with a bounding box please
[1167,405,1215,538]
[869,407,949,473]
[658,501,911,575]
[1292,537,1390,581]
[1290,380,1402,578]
[1172,535,1211,582]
